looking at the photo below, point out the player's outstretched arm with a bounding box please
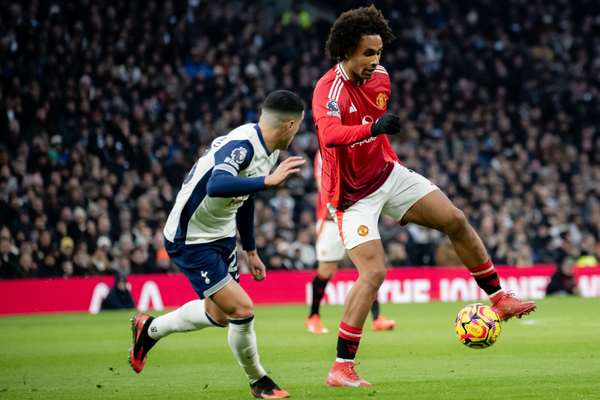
[318,116,372,148]
[370,114,401,136]
[264,156,306,187]
[246,250,266,282]
[317,114,401,148]
[207,170,267,198]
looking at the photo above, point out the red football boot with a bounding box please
[306,314,329,333]
[327,361,372,387]
[129,314,158,373]
[491,291,537,322]
[371,316,396,331]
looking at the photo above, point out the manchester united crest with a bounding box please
[357,225,369,237]
[376,93,388,109]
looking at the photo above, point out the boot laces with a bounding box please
[503,291,515,299]
[346,362,362,381]
[493,290,514,306]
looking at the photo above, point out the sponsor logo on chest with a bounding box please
[351,136,377,148]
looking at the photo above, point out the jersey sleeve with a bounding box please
[236,194,256,251]
[313,86,373,148]
[317,117,373,148]
[206,140,266,197]
[213,140,255,175]
[314,150,322,179]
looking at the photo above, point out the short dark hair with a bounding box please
[326,5,395,62]
[263,90,305,117]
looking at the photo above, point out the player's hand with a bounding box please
[246,250,266,282]
[264,156,306,187]
[371,114,401,136]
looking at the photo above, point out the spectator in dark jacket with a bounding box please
[11,253,38,279]
[101,274,135,310]
[546,256,580,296]
[0,238,18,279]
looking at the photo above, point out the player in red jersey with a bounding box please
[312,6,537,387]
[306,150,396,334]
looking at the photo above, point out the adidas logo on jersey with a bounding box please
[350,103,357,113]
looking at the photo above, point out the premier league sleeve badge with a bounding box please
[326,99,341,118]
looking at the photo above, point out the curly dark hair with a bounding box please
[326,5,395,62]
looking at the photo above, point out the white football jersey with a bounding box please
[164,123,279,245]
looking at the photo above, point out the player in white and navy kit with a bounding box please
[129,91,305,399]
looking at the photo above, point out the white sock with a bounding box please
[227,315,267,384]
[148,299,226,340]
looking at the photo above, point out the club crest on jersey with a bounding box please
[231,147,247,164]
[357,225,369,237]
[376,93,388,109]
[326,98,340,112]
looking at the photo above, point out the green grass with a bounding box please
[1,297,599,399]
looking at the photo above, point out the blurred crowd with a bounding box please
[1,0,599,280]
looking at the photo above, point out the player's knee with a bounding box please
[443,207,469,238]
[318,261,337,279]
[230,299,254,320]
[373,267,387,286]
[363,266,387,288]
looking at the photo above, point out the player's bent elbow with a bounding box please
[206,186,220,197]
[320,136,337,148]
[206,176,225,197]
[321,136,347,148]
[319,124,346,148]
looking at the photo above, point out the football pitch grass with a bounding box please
[1,297,599,399]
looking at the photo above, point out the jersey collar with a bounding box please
[335,63,350,81]
[253,124,271,156]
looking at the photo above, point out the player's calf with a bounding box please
[228,315,271,390]
[129,300,228,373]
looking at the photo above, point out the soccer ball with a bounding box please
[455,303,501,349]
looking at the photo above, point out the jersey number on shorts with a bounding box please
[228,248,238,273]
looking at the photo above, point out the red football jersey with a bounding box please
[314,150,333,222]
[313,63,399,210]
